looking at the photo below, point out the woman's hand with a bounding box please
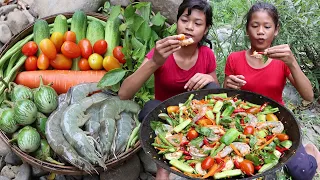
[224,75,246,89]
[264,44,296,66]
[152,35,182,66]
[184,73,214,91]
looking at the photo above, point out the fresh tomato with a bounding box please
[196,118,213,126]
[78,39,93,59]
[102,56,121,71]
[78,58,91,71]
[177,34,185,40]
[245,107,260,114]
[243,125,255,135]
[50,32,64,52]
[167,106,179,114]
[276,134,289,141]
[24,56,38,71]
[201,156,214,170]
[63,31,76,42]
[37,54,50,70]
[50,54,72,70]
[61,41,81,59]
[113,46,126,64]
[187,129,198,140]
[39,38,57,59]
[254,165,262,171]
[266,113,278,121]
[21,41,38,56]
[88,53,103,70]
[239,159,254,176]
[93,40,108,55]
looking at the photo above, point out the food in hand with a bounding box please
[251,50,268,63]
[177,34,194,46]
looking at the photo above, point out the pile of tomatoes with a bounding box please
[22,31,126,71]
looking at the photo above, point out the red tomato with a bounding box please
[239,160,254,176]
[37,54,50,70]
[93,40,108,55]
[22,41,38,56]
[201,156,214,170]
[276,134,289,141]
[78,39,93,59]
[245,107,260,114]
[50,54,72,70]
[61,41,81,59]
[243,125,255,135]
[113,46,126,64]
[39,38,57,59]
[24,56,38,71]
[167,106,179,114]
[266,113,278,121]
[187,129,198,141]
[63,31,76,42]
[50,32,64,52]
[102,56,121,71]
[78,58,91,71]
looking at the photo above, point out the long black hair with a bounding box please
[245,2,279,30]
[177,0,213,48]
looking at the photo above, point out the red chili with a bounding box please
[276,146,288,153]
[180,141,189,146]
[266,135,274,141]
[183,151,191,156]
[190,163,196,168]
[203,137,215,147]
[234,160,240,169]
[240,119,245,124]
[215,158,224,164]
[255,165,262,171]
[233,97,238,102]
[233,108,246,113]
[184,156,192,160]
[216,161,226,172]
[259,102,268,111]
[180,147,186,151]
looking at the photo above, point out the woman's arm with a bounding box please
[286,62,314,101]
[266,44,314,101]
[119,35,182,100]
[118,58,160,100]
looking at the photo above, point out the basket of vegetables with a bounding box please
[140,88,301,179]
[0,10,142,175]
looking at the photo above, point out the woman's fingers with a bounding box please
[226,75,245,89]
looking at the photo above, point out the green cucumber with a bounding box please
[173,119,192,133]
[104,17,121,57]
[212,100,223,113]
[70,10,87,70]
[53,14,68,35]
[33,19,50,55]
[71,10,87,43]
[169,159,194,173]
[214,169,242,179]
[86,20,105,45]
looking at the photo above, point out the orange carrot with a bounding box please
[184,172,202,178]
[259,135,277,150]
[14,70,106,94]
[230,143,242,157]
[202,163,218,179]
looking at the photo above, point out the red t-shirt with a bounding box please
[225,50,291,104]
[146,46,217,101]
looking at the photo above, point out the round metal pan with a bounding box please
[140,88,301,179]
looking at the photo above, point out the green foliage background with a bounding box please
[209,0,320,100]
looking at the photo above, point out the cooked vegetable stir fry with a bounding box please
[151,93,292,179]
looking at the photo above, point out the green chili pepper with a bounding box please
[158,133,174,147]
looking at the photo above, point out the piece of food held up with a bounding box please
[177,34,194,46]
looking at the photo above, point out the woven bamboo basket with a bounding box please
[0,12,141,175]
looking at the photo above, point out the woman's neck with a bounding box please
[176,44,198,61]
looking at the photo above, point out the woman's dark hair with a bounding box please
[177,0,213,48]
[245,2,279,30]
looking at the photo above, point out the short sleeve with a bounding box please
[146,48,155,60]
[224,54,234,76]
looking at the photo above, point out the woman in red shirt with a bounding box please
[118,0,219,102]
[224,2,319,179]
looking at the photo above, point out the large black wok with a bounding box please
[140,88,301,179]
